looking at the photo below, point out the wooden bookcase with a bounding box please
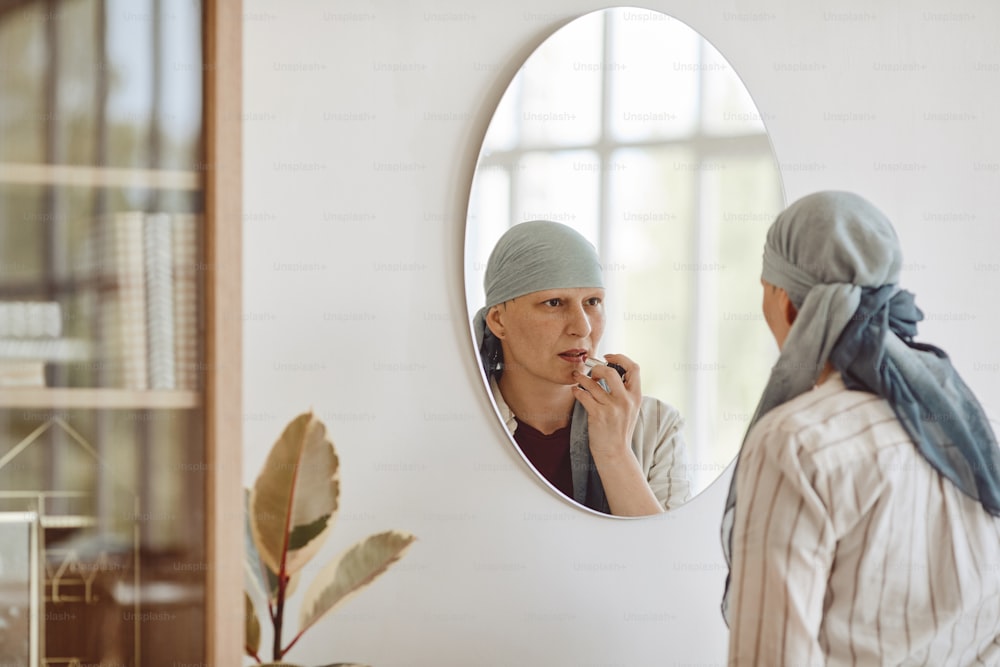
[0,1,241,664]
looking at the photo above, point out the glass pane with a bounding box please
[0,184,202,390]
[514,150,600,244]
[607,12,700,142]
[0,511,37,666]
[106,0,155,170]
[465,167,511,314]
[481,77,520,153]
[607,146,696,437]
[0,3,46,163]
[519,11,602,147]
[103,0,202,171]
[156,0,203,171]
[0,1,207,663]
[56,0,100,167]
[0,412,206,663]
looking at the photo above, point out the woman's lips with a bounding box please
[558,349,588,363]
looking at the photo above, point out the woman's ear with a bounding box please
[780,289,798,328]
[486,304,505,339]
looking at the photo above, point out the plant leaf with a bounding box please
[297,530,416,634]
[245,488,269,600]
[250,411,340,576]
[245,591,261,656]
[265,563,301,600]
[288,514,331,551]
[247,484,301,605]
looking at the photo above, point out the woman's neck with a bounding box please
[815,362,836,387]
[497,371,575,436]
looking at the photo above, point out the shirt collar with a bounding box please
[489,374,518,433]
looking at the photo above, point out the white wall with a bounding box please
[242,1,1000,665]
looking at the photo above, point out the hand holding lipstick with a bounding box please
[572,353,661,515]
[584,356,627,381]
[572,353,641,450]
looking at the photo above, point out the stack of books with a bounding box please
[84,211,200,390]
[0,301,89,387]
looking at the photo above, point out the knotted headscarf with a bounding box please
[721,191,1000,622]
[472,220,611,512]
[472,220,604,379]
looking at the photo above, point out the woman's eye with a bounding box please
[544,299,562,307]
[587,297,603,306]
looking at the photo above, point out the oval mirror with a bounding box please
[465,6,784,516]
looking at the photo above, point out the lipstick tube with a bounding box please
[583,357,627,379]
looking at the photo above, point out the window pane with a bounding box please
[606,146,695,430]
[607,13,700,141]
[482,77,520,153]
[465,167,511,313]
[515,150,600,243]
[519,12,602,147]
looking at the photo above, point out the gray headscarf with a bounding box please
[473,220,612,512]
[721,191,1000,623]
[473,220,604,378]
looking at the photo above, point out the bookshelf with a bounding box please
[0,1,241,665]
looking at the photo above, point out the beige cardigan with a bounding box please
[490,376,691,512]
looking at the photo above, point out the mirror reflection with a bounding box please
[465,6,784,515]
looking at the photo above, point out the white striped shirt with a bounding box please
[728,374,1000,666]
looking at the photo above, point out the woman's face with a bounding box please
[487,287,606,387]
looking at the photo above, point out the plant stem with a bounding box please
[282,627,308,657]
[272,572,287,660]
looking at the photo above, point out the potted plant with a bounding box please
[244,411,415,666]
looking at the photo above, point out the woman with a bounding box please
[473,220,690,516]
[722,191,1000,664]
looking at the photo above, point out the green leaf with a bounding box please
[288,513,331,551]
[244,591,261,656]
[250,411,340,576]
[297,530,416,635]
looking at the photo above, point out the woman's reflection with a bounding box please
[473,220,691,516]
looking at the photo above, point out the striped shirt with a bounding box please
[728,374,1000,666]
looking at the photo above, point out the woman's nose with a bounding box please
[566,303,592,337]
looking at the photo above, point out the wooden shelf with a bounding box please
[41,515,97,529]
[0,388,200,410]
[0,162,201,190]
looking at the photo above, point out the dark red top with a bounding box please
[513,418,574,498]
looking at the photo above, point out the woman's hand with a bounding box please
[572,354,663,516]
[572,353,642,459]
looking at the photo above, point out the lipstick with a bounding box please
[583,357,627,379]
